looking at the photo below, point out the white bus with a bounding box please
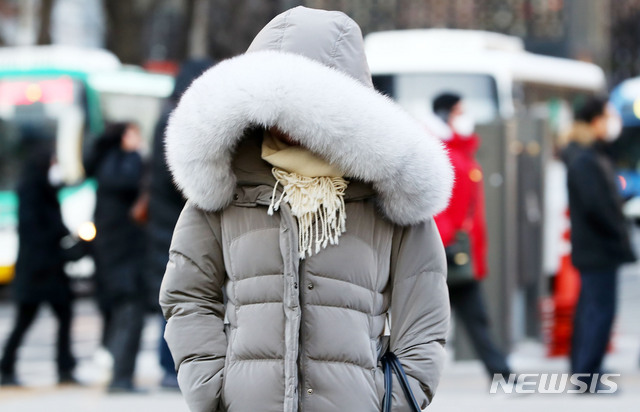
[365,29,607,343]
[365,29,605,130]
[365,28,606,275]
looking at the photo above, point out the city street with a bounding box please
[0,266,639,412]
[2,1,640,412]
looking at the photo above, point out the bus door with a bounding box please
[373,71,516,357]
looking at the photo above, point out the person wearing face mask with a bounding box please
[561,97,635,391]
[432,92,514,381]
[1,143,87,387]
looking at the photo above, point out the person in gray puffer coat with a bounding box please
[160,6,453,412]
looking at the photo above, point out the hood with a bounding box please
[247,7,372,88]
[165,7,453,225]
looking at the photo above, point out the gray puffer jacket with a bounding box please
[160,7,453,412]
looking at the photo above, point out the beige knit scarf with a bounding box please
[261,131,348,259]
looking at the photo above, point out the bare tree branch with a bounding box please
[37,0,53,45]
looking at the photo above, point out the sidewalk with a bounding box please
[2,336,637,412]
[0,266,638,411]
[431,263,640,412]
[432,337,640,412]
[0,299,188,411]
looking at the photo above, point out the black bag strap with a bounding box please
[383,354,393,412]
[381,352,421,412]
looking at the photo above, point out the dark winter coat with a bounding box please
[145,110,184,309]
[93,148,145,301]
[562,128,635,272]
[13,152,81,304]
[146,57,213,311]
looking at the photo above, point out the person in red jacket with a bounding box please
[432,92,513,380]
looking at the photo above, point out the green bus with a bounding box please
[0,45,174,285]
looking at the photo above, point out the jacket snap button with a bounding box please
[307,388,313,395]
[307,283,314,290]
[233,193,239,200]
[294,282,298,289]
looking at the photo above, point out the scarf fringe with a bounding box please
[268,168,347,259]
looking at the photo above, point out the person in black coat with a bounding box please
[561,97,635,390]
[1,144,86,386]
[86,123,145,393]
[145,59,213,389]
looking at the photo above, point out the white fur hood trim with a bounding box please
[165,50,453,225]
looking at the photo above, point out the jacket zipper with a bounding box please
[258,195,302,412]
[297,257,305,411]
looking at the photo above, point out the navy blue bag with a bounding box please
[381,352,422,411]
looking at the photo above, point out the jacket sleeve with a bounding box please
[386,218,450,409]
[159,203,227,412]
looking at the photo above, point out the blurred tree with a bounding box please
[0,1,19,46]
[610,0,640,86]
[182,0,196,56]
[10,0,627,82]
[50,0,105,48]
[38,0,54,44]
[206,0,282,59]
[145,0,194,64]
[36,0,52,44]
[104,0,153,64]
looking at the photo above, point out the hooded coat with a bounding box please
[160,7,454,412]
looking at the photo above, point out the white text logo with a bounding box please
[490,373,620,394]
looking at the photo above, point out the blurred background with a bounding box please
[0,0,639,411]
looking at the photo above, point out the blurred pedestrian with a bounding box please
[146,58,213,390]
[86,122,146,393]
[432,92,513,380]
[160,6,453,411]
[1,144,86,386]
[561,97,635,390]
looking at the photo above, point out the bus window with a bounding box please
[98,93,166,157]
[513,81,596,146]
[0,76,88,186]
[0,105,58,189]
[372,75,394,98]
[373,73,499,124]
